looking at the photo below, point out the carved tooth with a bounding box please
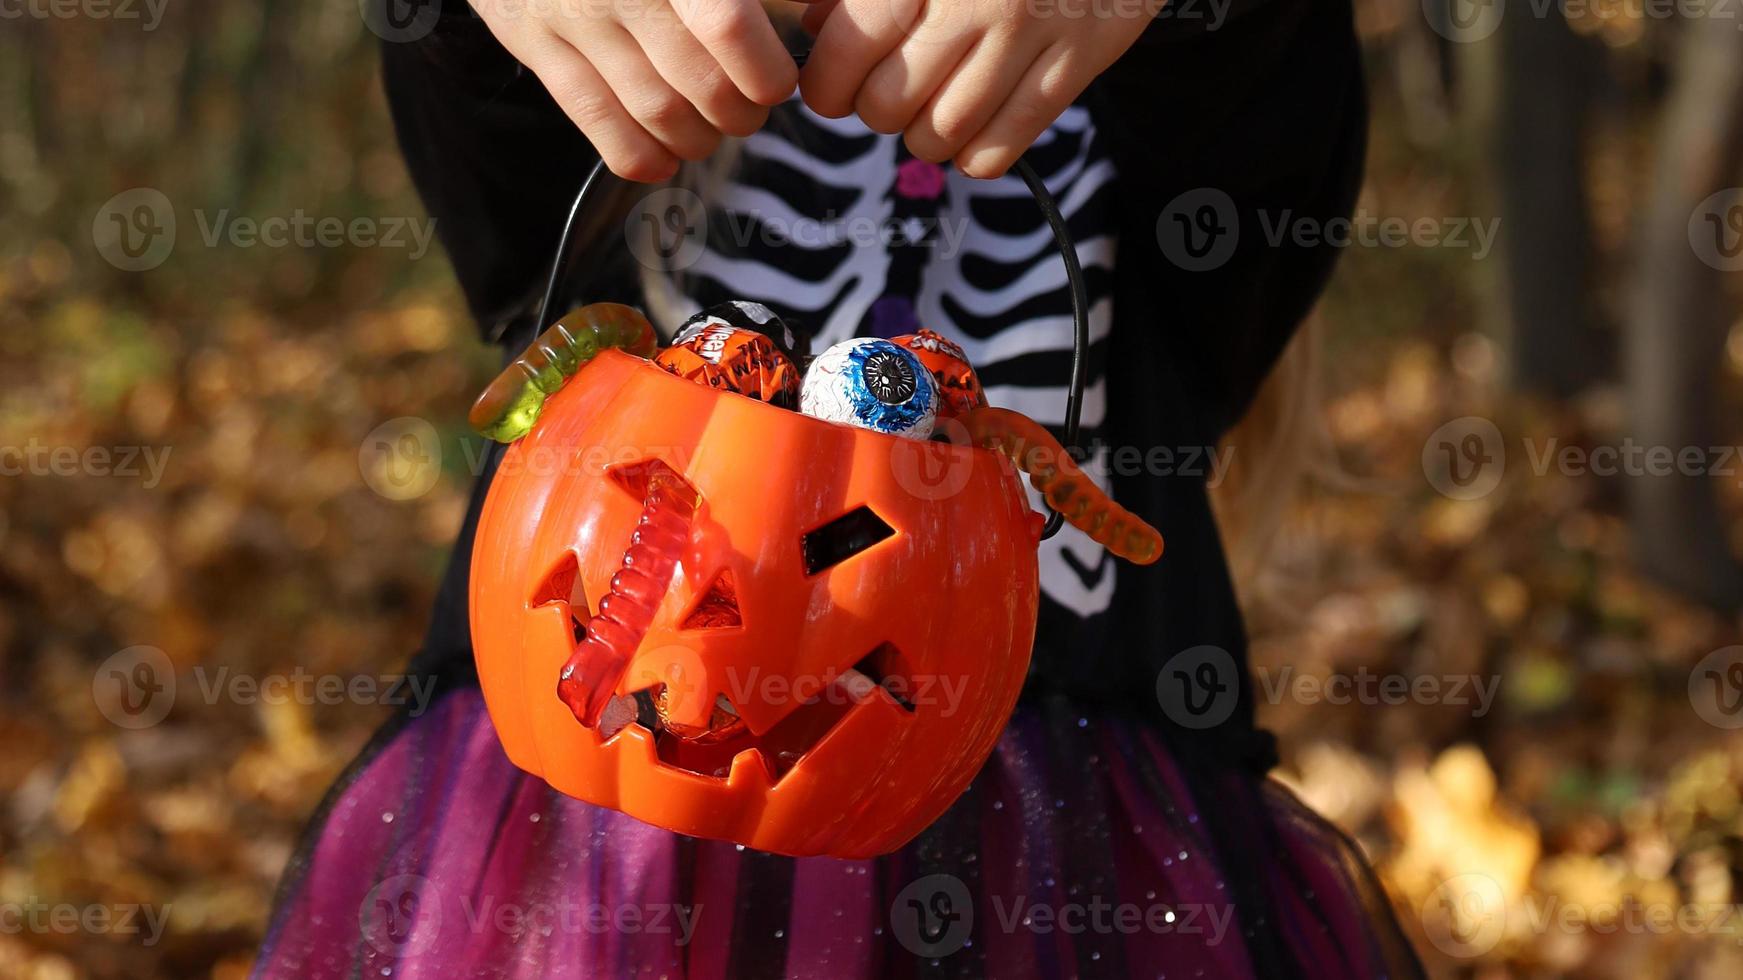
[616,722,659,769]
[727,747,775,791]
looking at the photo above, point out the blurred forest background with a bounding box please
[4,0,1743,977]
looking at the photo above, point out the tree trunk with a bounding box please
[1626,13,1743,608]
[1492,7,1604,396]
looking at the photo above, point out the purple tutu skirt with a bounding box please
[255,688,1418,979]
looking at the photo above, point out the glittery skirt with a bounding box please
[254,688,1420,979]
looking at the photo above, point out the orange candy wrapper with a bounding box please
[655,323,801,409]
[893,328,986,418]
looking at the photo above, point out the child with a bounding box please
[257,0,1423,975]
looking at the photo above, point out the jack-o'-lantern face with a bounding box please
[471,350,1040,858]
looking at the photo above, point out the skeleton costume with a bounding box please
[256,1,1424,977]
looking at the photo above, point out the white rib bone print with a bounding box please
[660,100,1121,617]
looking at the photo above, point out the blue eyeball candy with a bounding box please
[800,338,938,440]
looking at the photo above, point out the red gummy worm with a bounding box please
[960,406,1165,566]
[557,468,698,727]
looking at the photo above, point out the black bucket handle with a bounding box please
[533,145,1089,541]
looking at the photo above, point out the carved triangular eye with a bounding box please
[608,458,696,502]
[801,506,895,576]
[682,570,742,628]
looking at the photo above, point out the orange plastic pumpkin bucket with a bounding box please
[468,153,1153,858]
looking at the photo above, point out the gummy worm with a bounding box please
[470,303,658,442]
[960,406,1164,565]
[557,465,698,728]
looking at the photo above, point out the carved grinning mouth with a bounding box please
[546,630,916,780]
[536,463,913,781]
[595,650,913,781]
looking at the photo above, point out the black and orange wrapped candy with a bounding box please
[655,319,801,408]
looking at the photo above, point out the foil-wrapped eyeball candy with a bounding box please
[675,300,810,363]
[800,338,938,440]
[655,322,801,409]
[892,328,986,418]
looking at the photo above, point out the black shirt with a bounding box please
[379,0,1368,776]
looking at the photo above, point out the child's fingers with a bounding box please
[501,28,680,182]
[901,36,1045,164]
[853,27,975,135]
[954,45,1083,179]
[798,0,918,118]
[799,0,838,37]
[564,23,726,162]
[620,8,770,137]
[669,0,799,106]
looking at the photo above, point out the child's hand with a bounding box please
[797,0,1156,178]
[472,0,800,181]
